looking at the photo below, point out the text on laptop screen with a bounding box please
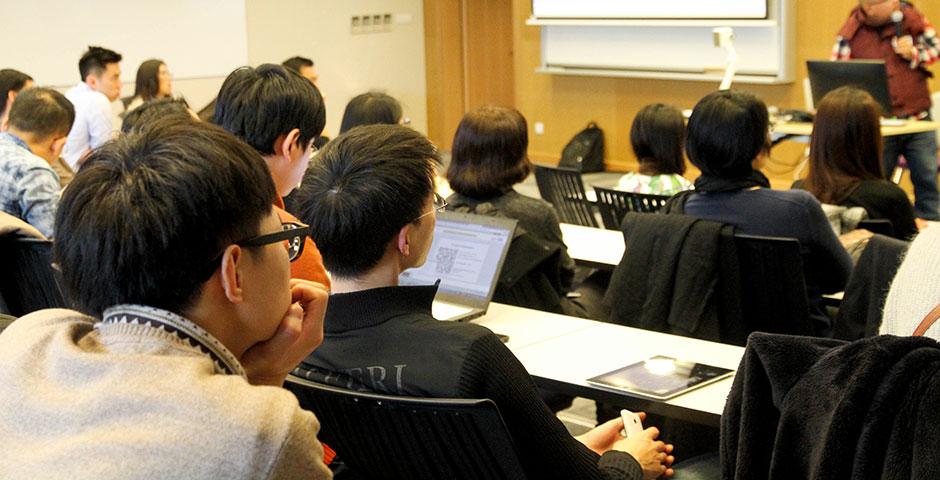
[399,218,512,300]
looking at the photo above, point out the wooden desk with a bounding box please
[474,303,744,427]
[560,223,624,269]
[774,120,940,137]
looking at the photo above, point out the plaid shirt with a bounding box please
[833,17,940,69]
[0,132,60,237]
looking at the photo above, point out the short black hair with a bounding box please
[0,68,33,118]
[294,124,441,277]
[339,92,403,134]
[447,105,531,198]
[631,103,686,176]
[214,64,326,155]
[133,59,165,101]
[78,46,122,82]
[8,87,75,139]
[122,97,193,134]
[686,90,770,178]
[53,119,277,317]
[282,56,314,72]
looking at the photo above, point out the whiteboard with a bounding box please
[532,0,768,20]
[1,0,248,87]
[531,0,794,84]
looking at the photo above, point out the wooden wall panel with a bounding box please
[464,0,515,110]
[424,0,465,151]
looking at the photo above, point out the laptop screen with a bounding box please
[399,212,516,304]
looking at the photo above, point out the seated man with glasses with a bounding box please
[0,119,332,479]
[214,63,331,289]
[291,124,674,480]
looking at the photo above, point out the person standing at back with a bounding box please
[833,0,940,221]
[62,46,122,170]
[213,64,331,289]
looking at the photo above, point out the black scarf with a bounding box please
[662,170,771,214]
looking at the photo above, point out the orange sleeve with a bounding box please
[274,204,332,290]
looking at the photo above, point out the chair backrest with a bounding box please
[857,219,895,238]
[285,375,528,480]
[0,236,68,316]
[533,165,598,227]
[593,187,670,230]
[733,234,813,338]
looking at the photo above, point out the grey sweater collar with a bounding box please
[98,304,246,378]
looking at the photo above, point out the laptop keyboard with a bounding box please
[432,302,474,321]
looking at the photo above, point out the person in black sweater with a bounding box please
[679,90,853,336]
[292,124,675,479]
[793,86,918,239]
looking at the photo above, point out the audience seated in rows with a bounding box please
[0,119,332,479]
[63,46,122,170]
[121,98,196,134]
[667,90,853,336]
[122,58,173,113]
[793,86,918,240]
[0,69,33,131]
[0,88,74,238]
[213,64,330,288]
[339,91,403,134]
[881,225,940,339]
[615,103,692,196]
[292,124,675,480]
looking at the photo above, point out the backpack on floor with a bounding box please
[559,122,605,173]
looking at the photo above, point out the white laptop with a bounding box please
[399,211,517,321]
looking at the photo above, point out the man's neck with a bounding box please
[331,261,404,294]
[6,128,54,165]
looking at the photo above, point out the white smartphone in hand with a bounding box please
[620,409,643,438]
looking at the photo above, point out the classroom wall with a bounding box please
[245,0,428,138]
[510,0,940,187]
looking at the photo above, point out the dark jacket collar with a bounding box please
[324,284,438,333]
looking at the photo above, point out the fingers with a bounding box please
[636,411,647,421]
[644,426,660,439]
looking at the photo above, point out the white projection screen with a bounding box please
[532,1,769,20]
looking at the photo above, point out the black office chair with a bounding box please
[285,375,527,480]
[593,187,670,230]
[0,236,68,317]
[534,165,598,227]
[732,234,814,342]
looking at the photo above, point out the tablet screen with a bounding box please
[586,356,734,400]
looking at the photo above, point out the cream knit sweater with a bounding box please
[881,227,940,340]
[0,307,332,480]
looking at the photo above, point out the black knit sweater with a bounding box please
[298,284,641,480]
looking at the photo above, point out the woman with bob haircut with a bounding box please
[123,59,173,113]
[445,105,578,302]
[616,103,692,195]
[677,90,852,336]
[794,86,918,239]
[339,91,403,134]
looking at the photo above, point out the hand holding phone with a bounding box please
[620,409,643,438]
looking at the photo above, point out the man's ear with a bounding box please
[49,135,68,159]
[275,128,302,162]
[396,224,412,257]
[219,245,246,304]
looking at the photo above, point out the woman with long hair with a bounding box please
[796,86,917,239]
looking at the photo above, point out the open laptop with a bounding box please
[399,211,517,321]
[807,60,893,116]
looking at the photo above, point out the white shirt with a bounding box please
[62,83,114,170]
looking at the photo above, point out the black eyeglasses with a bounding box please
[236,221,311,261]
[202,222,311,279]
[414,193,448,222]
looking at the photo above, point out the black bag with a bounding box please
[559,122,605,173]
